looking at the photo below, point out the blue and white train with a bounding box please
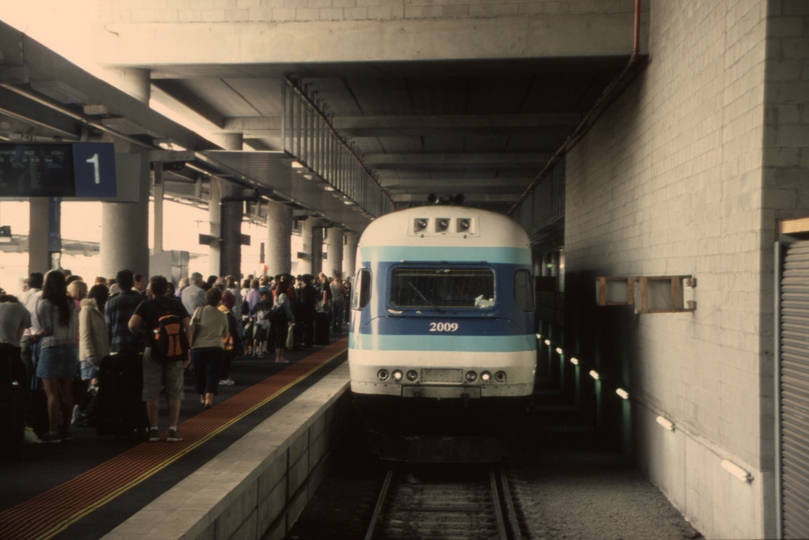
[348,205,537,462]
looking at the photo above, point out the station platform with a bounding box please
[0,337,351,540]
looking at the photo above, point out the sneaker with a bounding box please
[148,428,160,442]
[219,378,234,386]
[24,427,41,444]
[59,430,73,442]
[40,432,61,444]
[71,404,82,425]
[167,429,183,442]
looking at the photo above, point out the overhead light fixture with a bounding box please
[343,200,356,205]
[615,388,629,400]
[324,186,335,191]
[589,370,600,380]
[570,357,579,365]
[303,174,313,180]
[31,80,88,105]
[544,339,551,346]
[720,459,752,483]
[535,334,542,339]
[154,138,188,152]
[555,347,563,355]
[656,416,674,431]
[291,161,304,168]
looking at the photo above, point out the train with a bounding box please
[348,205,537,462]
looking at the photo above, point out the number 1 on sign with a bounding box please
[86,153,100,184]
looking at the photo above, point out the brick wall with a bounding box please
[558,1,780,538]
[100,0,635,23]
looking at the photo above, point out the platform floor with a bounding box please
[0,337,349,540]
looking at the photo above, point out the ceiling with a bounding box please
[148,57,632,214]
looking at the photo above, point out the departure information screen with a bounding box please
[0,144,76,197]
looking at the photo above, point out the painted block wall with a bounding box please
[562,1,778,538]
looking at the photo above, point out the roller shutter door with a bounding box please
[780,240,809,538]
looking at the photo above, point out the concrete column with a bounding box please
[311,226,323,277]
[298,218,313,275]
[324,228,343,278]
[209,177,243,278]
[101,147,150,278]
[28,198,51,275]
[152,167,164,255]
[265,201,292,275]
[343,233,358,279]
[101,67,151,104]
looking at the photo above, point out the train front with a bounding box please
[348,206,537,462]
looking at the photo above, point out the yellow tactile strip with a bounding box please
[0,339,348,540]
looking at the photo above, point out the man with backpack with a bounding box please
[128,276,191,442]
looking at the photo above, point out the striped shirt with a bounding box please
[105,290,145,353]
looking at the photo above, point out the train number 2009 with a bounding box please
[429,322,459,332]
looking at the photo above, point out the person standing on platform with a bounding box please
[0,289,33,447]
[218,291,243,386]
[330,272,347,335]
[269,276,295,363]
[79,285,109,387]
[181,272,206,315]
[189,288,228,408]
[30,271,79,443]
[298,275,318,349]
[129,276,191,442]
[105,270,145,354]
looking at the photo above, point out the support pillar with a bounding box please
[265,201,292,275]
[324,228,343,278]
[28,198,52,275]
[298,217,313,275]
[209,177,243,278]
[152,166,164,255]
[343,233,358,278]
[100,146,150,278]
[311,225,323,277]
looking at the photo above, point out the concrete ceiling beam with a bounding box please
[393,193,518,203]
[363,153,552,168]
[332,113,581,137]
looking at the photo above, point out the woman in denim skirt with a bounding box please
[30,271,79,443]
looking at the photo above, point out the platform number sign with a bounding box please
[72,143,116,198]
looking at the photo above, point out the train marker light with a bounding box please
[392,370,403,381]
[720,459,752,483]
[616,388,629,400]
[457,218,471,232]
[495,371,507,383]
[377,369,389,381]
[570,357,579,365]
[465,371,477,383]
[655,416,674,431]
[481,371,491,382]
[555,347,563,355]
[589,370,600,380]
[406,370,418,381]
[414,218,428,233]
[436,218,450,232]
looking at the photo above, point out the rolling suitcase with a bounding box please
[0,356,25,459]
[314,311,330,346]
[96,352,149,439]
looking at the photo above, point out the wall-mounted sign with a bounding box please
[0,143,117,198]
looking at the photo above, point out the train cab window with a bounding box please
[390,268,495,309]
[352,268,372,310]
[514,270,534,311]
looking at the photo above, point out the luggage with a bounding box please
[0,356,26,459]
[314,311,330,346]
[74,385,99,428]
[96,352,149,439]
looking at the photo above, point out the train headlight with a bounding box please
[465,371,478,383]
[436,218,449,232]
[495,371,507,383]
[414,218,428,233]
[392,370,403,381]
[377,369,389,381]
[481,371,492,382]
[406,370,418,381]
[457,218,470,232]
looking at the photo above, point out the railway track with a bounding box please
[364,465,522,540]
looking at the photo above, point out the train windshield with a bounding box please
[390,268,495,309]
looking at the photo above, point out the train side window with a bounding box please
[352,268,372,310]
[514,270,534,311]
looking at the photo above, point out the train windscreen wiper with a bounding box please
[408,282,444,313]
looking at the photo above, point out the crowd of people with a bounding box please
[0,266,351,446]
